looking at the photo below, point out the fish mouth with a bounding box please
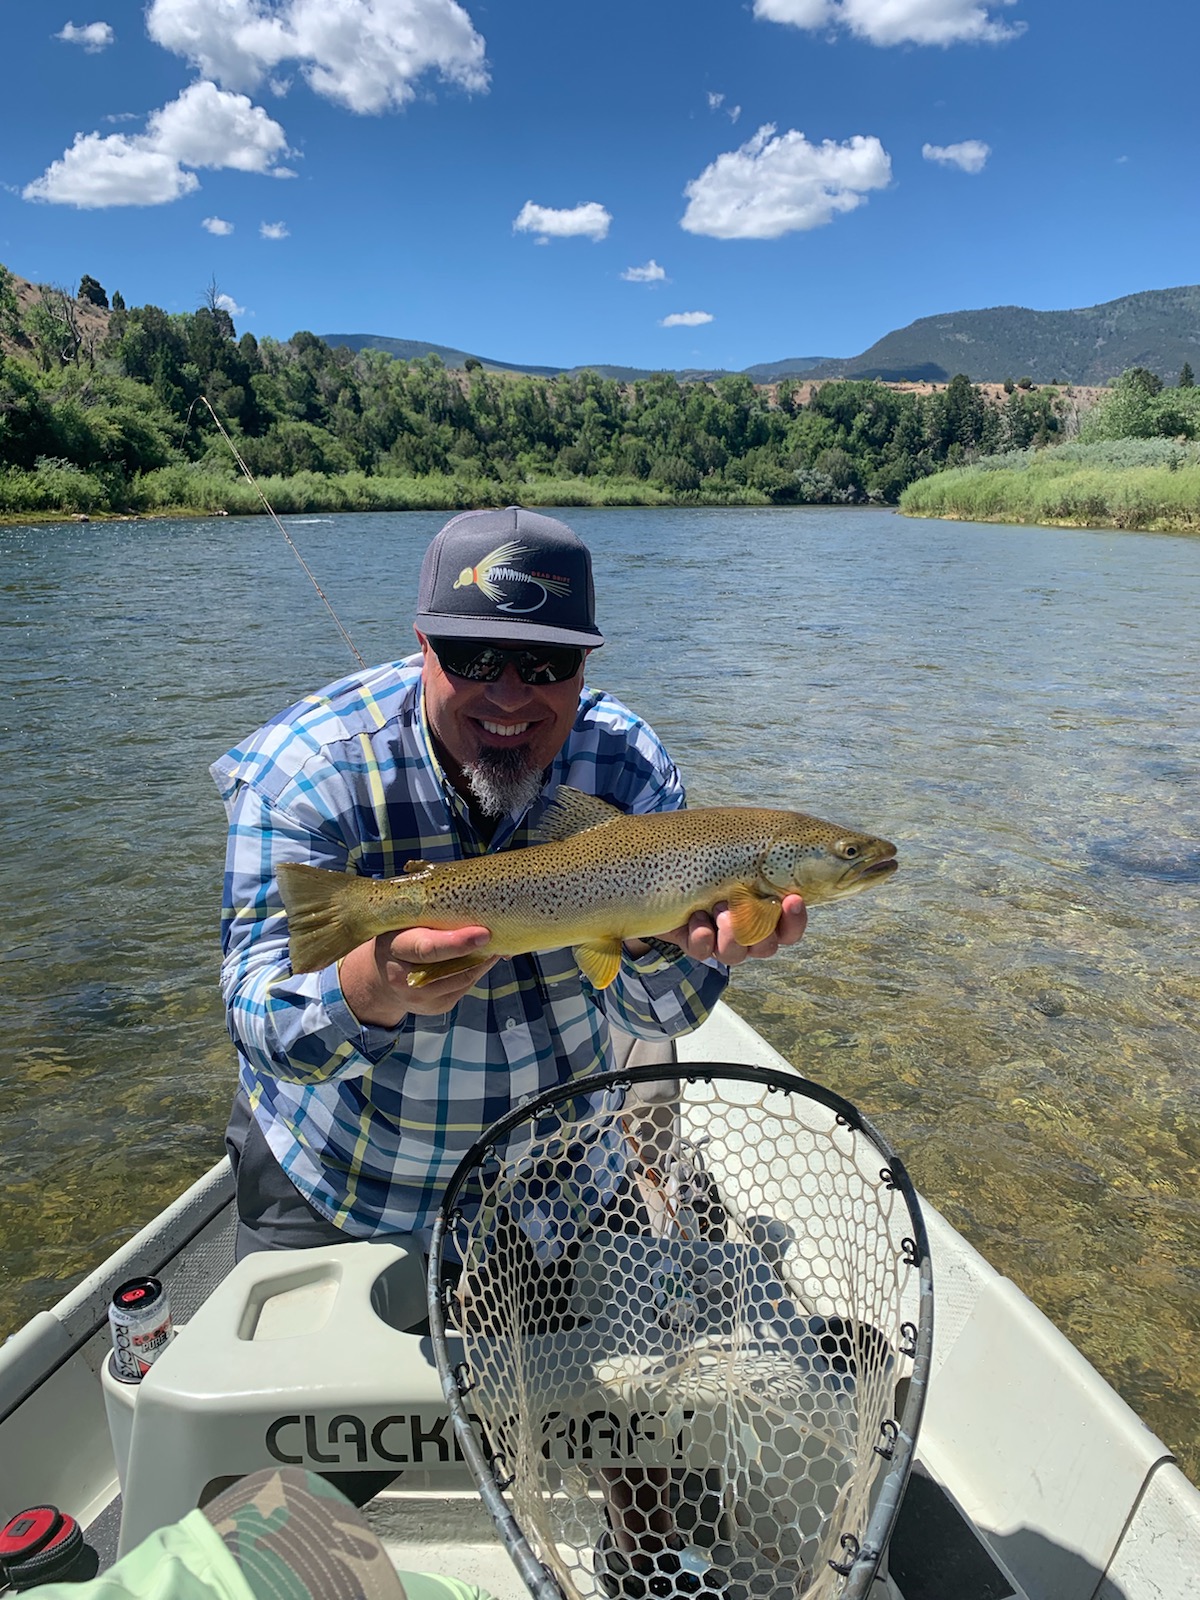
[838,851,899,890]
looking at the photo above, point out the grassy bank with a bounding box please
[900,439,1200,533]
[0,463,776,523]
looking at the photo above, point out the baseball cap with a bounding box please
[203,1468,406,1599]
[414,507,604,649]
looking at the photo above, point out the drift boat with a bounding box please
[1,1002,1197,1599]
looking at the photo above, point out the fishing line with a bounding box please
[188,395,366,669]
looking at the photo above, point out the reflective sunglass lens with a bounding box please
[431,640,583,684]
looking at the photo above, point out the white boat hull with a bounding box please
[2,1002,1197,1600]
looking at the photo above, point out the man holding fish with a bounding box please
[213,508,893,1261]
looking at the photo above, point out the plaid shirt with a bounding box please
[212,655,728,1240]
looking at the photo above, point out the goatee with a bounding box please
[463,744,545,819]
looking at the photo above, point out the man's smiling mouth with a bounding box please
[480,720,531,738]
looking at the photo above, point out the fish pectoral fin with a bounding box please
[574,939,625,990]
[726,885,783,948]
[536,786,625,843]
[406,953,493,989]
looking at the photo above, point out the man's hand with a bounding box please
[338,925,497,1026]
[631,894,807,967]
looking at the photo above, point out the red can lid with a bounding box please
[0,1506,63,1560]
[112,1275,163,1311]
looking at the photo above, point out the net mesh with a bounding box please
[447,1073,925,1600]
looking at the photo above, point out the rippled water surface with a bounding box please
[1,507,1197,1480]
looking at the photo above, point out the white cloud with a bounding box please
[513,200,611,242]
[660,311,713,327]
[681,124,891,240]
[754,0,831,26]
[923,138,990,173]
[728,104,742,124]
[260,220,289,239]
[707,91,725,110]
[23,82,289,208]
[23,136,201,207]
[149,81,289,172]
[146,0,489,115]
[708,90,741,123]
[57,21,114,52]
[215,293,245,315]
[203,216,234,234]
[753,0,1025,47]
[622,260,666,283]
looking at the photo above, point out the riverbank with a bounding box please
[899,440,1200,533]
[0,466,778,524]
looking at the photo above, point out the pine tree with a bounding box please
[1179,361,1195,388]
[78,274,109,308]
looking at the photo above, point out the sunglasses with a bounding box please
[428,637,587,685]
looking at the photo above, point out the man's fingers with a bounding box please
[711,894,806,964]
[776,894,808,946]
[388,924,491,967]
[658,900,807,965]
[402,957,499,1010]
[684,911,718,962]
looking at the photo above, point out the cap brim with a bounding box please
[414,612,604,649]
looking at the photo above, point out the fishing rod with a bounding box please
[188,395,366,669]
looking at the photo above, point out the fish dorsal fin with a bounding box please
[403,859,433,875]
[536,786,624,843]
[574,938,624,989]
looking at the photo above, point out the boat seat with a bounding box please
[103,1240,469,1556]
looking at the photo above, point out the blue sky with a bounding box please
[3,1,1198,371]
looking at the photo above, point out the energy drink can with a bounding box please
[108,1276,173,1382]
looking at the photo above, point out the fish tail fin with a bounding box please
[277,862,371,973]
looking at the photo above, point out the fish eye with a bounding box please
[837,841,860,860]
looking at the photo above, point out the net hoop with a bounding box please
[428,1061,933,1600]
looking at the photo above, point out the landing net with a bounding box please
[428,1063,932,1600]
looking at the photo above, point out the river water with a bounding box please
[1,506,1197,1480]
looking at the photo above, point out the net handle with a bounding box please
[427,1059,934,1600]
[427,1218,567,1600]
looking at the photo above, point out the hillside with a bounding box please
[319,335,837,386]
[321,331,564,378]
[322,285,1200,387]
[1,272,111,364]
[4,264,1195,390]
[815,286,1200,387]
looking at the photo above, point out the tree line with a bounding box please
[0,267,1130,516]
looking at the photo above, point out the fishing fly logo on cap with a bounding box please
[416,506,605,649]
[454,540,570,613]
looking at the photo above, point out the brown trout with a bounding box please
[277,787,898,988]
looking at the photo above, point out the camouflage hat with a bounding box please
[202,1468,406,1599]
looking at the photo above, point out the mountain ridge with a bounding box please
[322,284,1200,387]
[3,262,1195,387]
